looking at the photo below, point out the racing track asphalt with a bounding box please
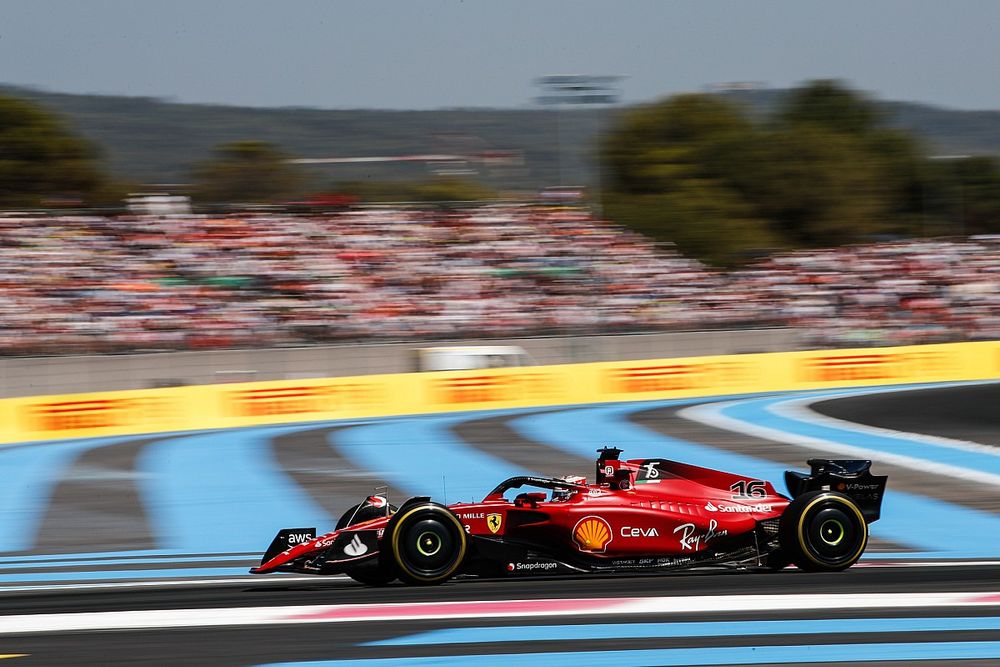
[0,564,999,665]
[812,383,1000,447]
[2,383,1000,666]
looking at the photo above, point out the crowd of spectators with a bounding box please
[0,205,996,356]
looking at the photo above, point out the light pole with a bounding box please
[535,75,623,213]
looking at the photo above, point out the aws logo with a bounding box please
[573,516,613,553]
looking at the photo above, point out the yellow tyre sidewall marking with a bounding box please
[796,494,868,569]
[391,505,467,582]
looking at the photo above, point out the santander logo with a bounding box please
[705,500,772,513]
[343,534,368,557]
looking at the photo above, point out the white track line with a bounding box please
[1,592,998,635]
[0,574,341,594]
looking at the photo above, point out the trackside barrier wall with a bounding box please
[1,341,997,445]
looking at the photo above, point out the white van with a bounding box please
[415,346,535,372]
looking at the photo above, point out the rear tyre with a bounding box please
[337,500,397,586]
[779,491,868,572]
[389,503,467,585]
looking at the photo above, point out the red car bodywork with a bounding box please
[252,450,804,578]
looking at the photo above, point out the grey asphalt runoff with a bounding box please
[272,425,407,518]
[34,435,167,554]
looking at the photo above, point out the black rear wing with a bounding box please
[785,459,887,522]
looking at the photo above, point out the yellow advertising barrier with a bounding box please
[1,340,997,445]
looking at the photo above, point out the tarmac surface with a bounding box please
[0,564,998,665]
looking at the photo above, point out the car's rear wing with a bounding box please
[785,459,887,522]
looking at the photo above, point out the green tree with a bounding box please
[0,94,105,207]
[599,81,951,259]
[771,80,927,243]
[779,79,882,136]
[600,94,780,264]
[192,141,306,203]
[923,156,1000,236]
[745,126,889,246]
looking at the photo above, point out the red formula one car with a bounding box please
[251,448,886,585]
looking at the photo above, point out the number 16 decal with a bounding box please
[730,480,767,499]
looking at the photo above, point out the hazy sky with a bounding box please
[3,1,999,110]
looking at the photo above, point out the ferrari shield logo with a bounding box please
[487,513,503,534]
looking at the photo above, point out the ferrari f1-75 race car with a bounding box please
[251,448,887,585]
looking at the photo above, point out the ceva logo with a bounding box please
[573,516,613,553]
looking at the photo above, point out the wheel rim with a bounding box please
[416,531,442,557]
[819,518,845,546]
[800,502,865,567]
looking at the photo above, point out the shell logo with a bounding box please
[573,516,613,553]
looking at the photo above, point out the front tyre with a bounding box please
[779,491,868,572]
[389,503,467,585]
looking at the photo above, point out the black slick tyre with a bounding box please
[388,503,467,585]
[779,491,868,572]
[336,500,397,586]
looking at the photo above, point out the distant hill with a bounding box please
[721,88,1000,158]
[4,84,1000,190]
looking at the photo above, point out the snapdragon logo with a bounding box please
[506,562,558,572]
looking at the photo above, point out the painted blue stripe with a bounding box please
[0,566,250,583]
[136,424,333,553]
[369,616,1000,646]
[512,401,1000,557]
[259,640,1000,666]
[0,549,257,564]
[722,390,1000,475]
[512,399,786,476]
[0,425,258,554]
[0,554,256,571]
[331,411,547,503]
